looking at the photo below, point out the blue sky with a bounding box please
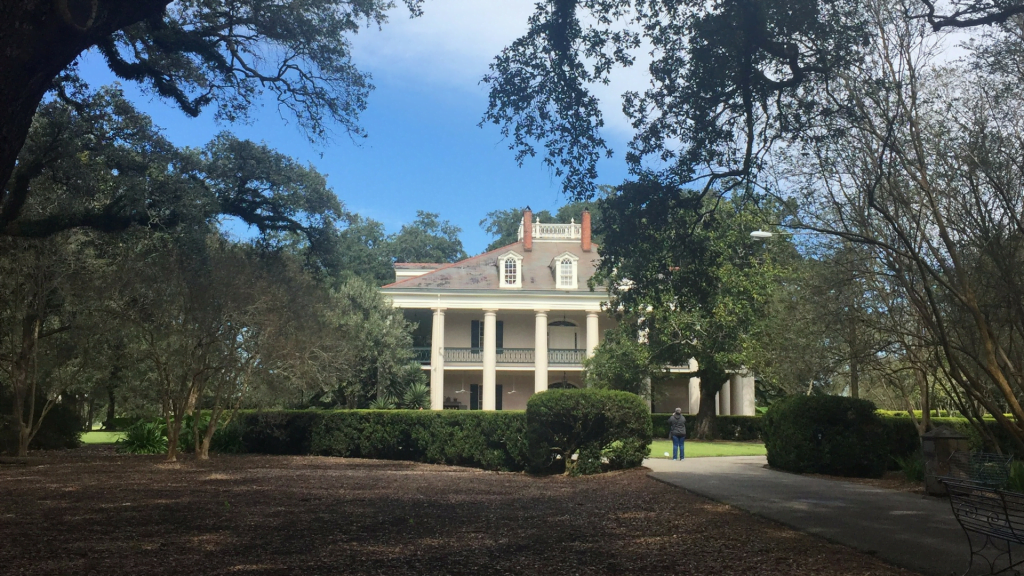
[75,1,647,255]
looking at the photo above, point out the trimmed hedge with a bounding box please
[651,414,762,441]
[526,389,652,475]
[238,410,529,471]
[763,395,889,478]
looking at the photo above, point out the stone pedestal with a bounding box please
[922,426,970,496]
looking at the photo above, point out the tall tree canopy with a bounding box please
[0,0,423,237]
[595,178,790,436]
[483,0,1024,197]
[389,211,467,264]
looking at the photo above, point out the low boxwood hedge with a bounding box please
[763,395,889,478]
[237,410,529,471]
[651,414,762,441]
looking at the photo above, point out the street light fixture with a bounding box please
[750,229,794,239]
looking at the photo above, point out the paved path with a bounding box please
[645,456,969,576]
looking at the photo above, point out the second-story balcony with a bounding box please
[412,347,585,366]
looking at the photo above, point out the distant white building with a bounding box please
[381,208,755,414]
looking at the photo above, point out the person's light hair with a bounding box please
[674,407,682,414]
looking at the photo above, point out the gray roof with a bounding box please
[382,240,600,291]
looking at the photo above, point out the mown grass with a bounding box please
[648,439,766,459]
[81,431,124,445]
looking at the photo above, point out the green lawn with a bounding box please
[81,431,124,445]
[649,439,766,459]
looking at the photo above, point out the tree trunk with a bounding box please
[85,396,95,432]
[849,355,860,399]
[105,386,116,428]
[693,388,719,440]
[165,413,180,463]
[0,1,170,235]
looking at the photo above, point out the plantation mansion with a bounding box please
[381,208,755,414]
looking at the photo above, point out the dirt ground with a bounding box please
[0,446,921,576]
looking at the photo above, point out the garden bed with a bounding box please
[0,447,918,575]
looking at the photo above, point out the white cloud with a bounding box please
[351,0,651,137]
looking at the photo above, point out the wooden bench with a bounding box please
[943,479,1024,575]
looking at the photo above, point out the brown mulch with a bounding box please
[0,447,921,576]
[802,470,926,494]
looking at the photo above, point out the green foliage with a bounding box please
[367,395,398,410]
[238,410,529,472]
[482,0,867,195]
[584,326,663,397]
[27,401,84,450]
[389,211,467,264]
[763,395,889,478]
[595,183,790,433]
[525,389,652,476]
[102,417,141,431]
[894,453,925,483]
[115,421,168,455]
[1005,461,1024,493]
[402,383,430,410]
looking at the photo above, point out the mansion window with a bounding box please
[552,252,578,289]
[498,251,523,288]
[504,258,517,285]
[559,258,573,287]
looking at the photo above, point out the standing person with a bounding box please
[668,408,687,460]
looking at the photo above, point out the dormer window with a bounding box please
[551,252,579,289]
[498,251,524,288]
[559,258,573,286]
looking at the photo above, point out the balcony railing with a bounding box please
[412,347,431,364]
[418,347,585,365]
[549,349,585,365]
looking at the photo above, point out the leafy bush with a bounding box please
[367,395,397,410]
[238,410,529,471]
[402,383,430,410]
[178,412,245,454]
[116,421,168,455]
[526,389,652,476]
[1005,461,1024,493]
[763,395,889,478]
[28,401,82,450]
[894,453,925,482]
[0,395,82,453]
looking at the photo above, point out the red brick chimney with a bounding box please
[523,206,533,251]
[581,209,592,252]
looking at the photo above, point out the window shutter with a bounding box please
[496,385,503,410]
[496,321,504,350]
[471,320,480,349]
[470,384,480,410]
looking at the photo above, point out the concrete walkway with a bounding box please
[645,456,969,576]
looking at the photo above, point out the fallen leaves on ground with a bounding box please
[0,446,921,575]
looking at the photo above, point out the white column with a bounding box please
[688,377,701,415]
[719,378,732,416]
[586,312,600,357]
[730,374,744,415]
[429,308,445,410]
[741,375,756,416]
[482,310,497,410]
[535,310,548,394]
[715,392,720,415]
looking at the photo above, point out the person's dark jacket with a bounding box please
[668,414,687,437]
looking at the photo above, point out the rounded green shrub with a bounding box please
[526,389,652,476]
[763,395,888,478]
